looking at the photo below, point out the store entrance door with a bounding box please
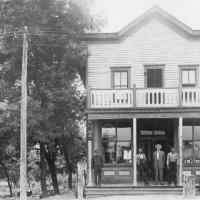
[140,137,172,182]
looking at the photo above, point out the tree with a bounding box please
[0,0,101,196]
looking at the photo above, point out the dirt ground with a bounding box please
[1,192,199,200]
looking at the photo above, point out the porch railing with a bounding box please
[136,88,179,107]
[182,88,200,106]
[91,89,133,108]
[89,87,200,109]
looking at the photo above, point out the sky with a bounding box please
[92,0,200,32]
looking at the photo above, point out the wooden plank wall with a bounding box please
[88,19,200,89]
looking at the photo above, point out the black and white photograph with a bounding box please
[0,0,200,199]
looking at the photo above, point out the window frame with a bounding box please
[144,65,165,88]
[101,121,132,166]
[110,67,131,89]
[179,65,199,87]
[183,119,200,166]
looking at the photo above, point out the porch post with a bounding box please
[178,117,183,186]
[87,139,92,186]
[133,117,137,186]
[87,121,93,186]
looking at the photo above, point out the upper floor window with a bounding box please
[179,65,199,87]
[111,67,130,89]
[113,71,128,89]
[145,65,164,88]
[182,69,196,87]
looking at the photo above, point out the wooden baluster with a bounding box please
[133,84,136,107]
[95,92,97,107]
[179,85,182,107]
[147,92,149,106]
[152,92,154,105]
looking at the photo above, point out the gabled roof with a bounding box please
[80,5,200,41]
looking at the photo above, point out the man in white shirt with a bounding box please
[137,148,148,185]
[167,147,178,186]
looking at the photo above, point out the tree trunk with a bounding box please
[45,151,60,195]
[0,161,13,197]
[40,143,48,197]
[63,147,73,190]
[68,170,72,190]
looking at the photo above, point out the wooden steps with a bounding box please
[84,185,184,198]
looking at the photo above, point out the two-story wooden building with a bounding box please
[83,6,200,187]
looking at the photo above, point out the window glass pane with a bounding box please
[182,70,189,84]
[102,142,116,163]
[183,141,193,159]
[117,127,131,140]
[116,142,132,163]
[147,68,162,88]
[183,126,193,140]
[121,72,128,87]
[194,141,200,159]
[194,126,200,140]
[114,72,120,88]
[189,70,196,84]
[102,127,116,141]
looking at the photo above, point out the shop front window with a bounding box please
[183,119,200,165]
[102,122,132,164]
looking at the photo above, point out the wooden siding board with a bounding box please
[88,19,200,89]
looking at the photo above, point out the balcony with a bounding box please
[89,87,200,109]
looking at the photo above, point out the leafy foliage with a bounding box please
[0,0,101,194]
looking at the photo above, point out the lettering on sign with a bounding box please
[183,171,192,176]
[154,130,165,135]
[104,171,115,176]
[195,171,200,175]
[140,130,153,135]
[118,171,130,176]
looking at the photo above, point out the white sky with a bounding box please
[92,0,200,32]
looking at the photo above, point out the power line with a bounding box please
[30,33,77,37]
[31,44,67,47]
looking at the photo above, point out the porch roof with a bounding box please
[87,107,200,120]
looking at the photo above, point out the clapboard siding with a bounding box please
[88,19,200,89]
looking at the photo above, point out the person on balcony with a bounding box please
[137,147,148,185]
[92,149,103,187]
[153,144,165,185]
[167,147,178,186]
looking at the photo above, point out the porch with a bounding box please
[84,185,184,198]
[86,117,200,188]
[89,87,200,109]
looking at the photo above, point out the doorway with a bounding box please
[137,119,175,183]
[140,137,172,181]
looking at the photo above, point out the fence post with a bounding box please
[77,162,85,199]
[183,175,195,198]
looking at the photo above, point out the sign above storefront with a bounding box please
[140,130,153,135]
[140,130,166,136]
[154,130,165,135]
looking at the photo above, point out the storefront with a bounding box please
[182,119,200,183]
[87,117,200,186]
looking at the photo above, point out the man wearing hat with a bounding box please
[92,149,103,187]
[153,144,165,185]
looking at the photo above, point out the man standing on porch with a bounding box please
[92,150,103,187]
[153,144,165,185]
[137,148,148,185]
[167,147,178,186]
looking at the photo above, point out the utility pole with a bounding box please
[20,26,28,200]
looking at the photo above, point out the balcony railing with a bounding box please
[91,89,133,108]
[89,87,200,109]
[136,88,179,107]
